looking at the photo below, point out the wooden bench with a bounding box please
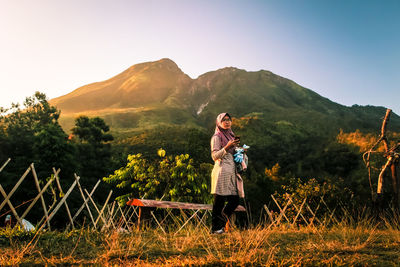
[127,199,245,233]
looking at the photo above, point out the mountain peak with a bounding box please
[124,58,183,75]
[50,58,191,113]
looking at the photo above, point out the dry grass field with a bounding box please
[1,216,400,266]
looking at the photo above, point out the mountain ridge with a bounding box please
[50,58,400,135]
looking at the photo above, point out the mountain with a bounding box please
[50,58,400,135]
[51,58,192,113]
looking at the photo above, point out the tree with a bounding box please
[0,92,76,181]
[70,115,114,190]
[103,149,212,205]
[72,116,113,144]
[0,92,76,223]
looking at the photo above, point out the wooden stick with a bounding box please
[118,204,130,229]
[263,204,276,227]
[175,209,201,234]
[21,168,57,225]
[104,201,116,229]
[0,165,31,211]
[31,164,52,230]
[97,191,113,230]
[85,189,111,228]
[44,177,79,225]
[0,158,11,173]
[53,169,74,228]
[306,203,322,226]
[150,210,166,234]
[84,188,103,228]
[69,178,100,228]
[288,196,309,227]
[319,196,340,225]
[96,190,112,230]
[271,195,291,224]
[0,184,23,227]
[126,206,140,227]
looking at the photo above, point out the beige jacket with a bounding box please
[210,135,245,197]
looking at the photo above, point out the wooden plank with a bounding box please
[127,199,245,211]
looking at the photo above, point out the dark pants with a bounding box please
[211,194,239,231]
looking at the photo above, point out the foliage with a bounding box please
[273,177,353,222]
[116,125,210,163]
[103,149,212,205]
[71,116,113,144]
[69,115,115,200]
[0,92,76,189]
[265,163,281,182]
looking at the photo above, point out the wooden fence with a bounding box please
[1,158,341,232]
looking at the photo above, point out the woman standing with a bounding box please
[210,112,243,234]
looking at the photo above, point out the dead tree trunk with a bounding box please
[364,109,400,211]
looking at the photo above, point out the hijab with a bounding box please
[214,112,235,154]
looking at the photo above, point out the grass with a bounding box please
[1,218,400,266]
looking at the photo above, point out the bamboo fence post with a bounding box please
[68,178,100,229]
[0,185,23,227]
[0,165,31,211]
[97,191,113,230]
[0,158,11,173]
[118,204,130,229]
[271,195,291,224]
[31,163,52,230]
[84,189,112,228]
[306,202,322,226]
[20,171,56,225]
[43,176,79,227]
[263,204,276,227]
[288,196,309,227]
[107,201,116,229]
[53,168,75,228]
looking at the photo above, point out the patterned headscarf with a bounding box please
[214,112,235,154]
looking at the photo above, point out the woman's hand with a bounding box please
[224,139,240,151]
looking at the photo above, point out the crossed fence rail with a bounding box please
[1,158,343,233]
[261,194,344,228]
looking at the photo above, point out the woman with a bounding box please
[210,112,243,234]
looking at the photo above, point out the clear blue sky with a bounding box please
[1,0,399,115]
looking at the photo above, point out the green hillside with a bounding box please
[51,59,400,138]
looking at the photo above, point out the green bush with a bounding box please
[103,149,213,205]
